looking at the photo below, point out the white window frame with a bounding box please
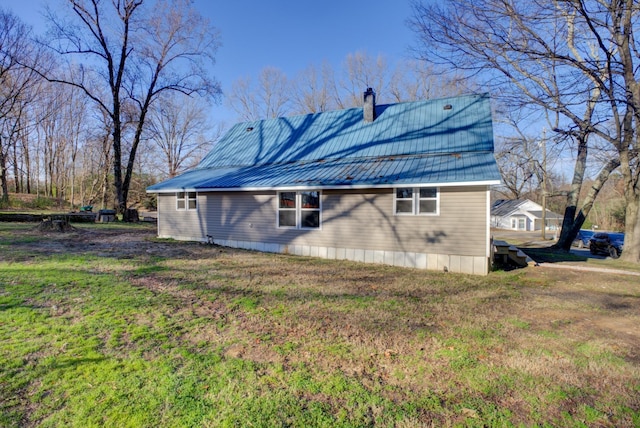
[394,188,414,215]
[417,187,438,215]
[394,187,439,216]
[277,191,297,229]
[277,191,322,229]
[176,191,197,211]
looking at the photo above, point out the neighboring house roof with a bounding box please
[528,210,563,220]
[491,199,562,220]
[491,199,527,217]
[148,93,501,193]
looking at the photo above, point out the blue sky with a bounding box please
[5,0,417,123]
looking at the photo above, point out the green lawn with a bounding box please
[1,223,639,427]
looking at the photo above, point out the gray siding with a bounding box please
[157,193,208,240]
[157,186,488,257]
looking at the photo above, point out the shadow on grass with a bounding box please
[517,246,589,263]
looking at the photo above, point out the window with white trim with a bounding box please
[278,191,321,229]
[176,191,197,210]
[394,187,439,215]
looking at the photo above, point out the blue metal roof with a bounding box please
[148,93,501,192]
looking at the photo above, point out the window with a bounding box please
[418,187,437,214]
[278,191,321,229]
[394,187,439,215]
[177,192,197,210]
[395,188,414,214]
[278,192,297,227]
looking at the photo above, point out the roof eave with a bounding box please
[147,179,501,194]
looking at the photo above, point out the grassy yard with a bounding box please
[1,223,639,427]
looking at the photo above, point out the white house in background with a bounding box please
[491,199,563,231]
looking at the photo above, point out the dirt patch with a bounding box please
[9,225,211,260]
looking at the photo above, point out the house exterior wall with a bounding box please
[491,214,512,230]
[157,186,491,275]
[491,200,543,231]
[507,214,534,231]
[518,200,540,231]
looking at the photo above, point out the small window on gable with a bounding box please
[278,191,321,229]
[177,192,197,211]
[394,187,439,216]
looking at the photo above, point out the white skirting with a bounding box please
[211,239,489,275]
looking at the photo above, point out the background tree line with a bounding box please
[225,53,472,120]
[0,1,221,213]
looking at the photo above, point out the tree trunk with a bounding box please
[554,158,620,251]
[123,208,139,222]
[70,147,77,210]
[112,110,126,215]
[101,171,109,210]
[554,136,588,250]
[620,191,640,263]
[615,0,640,262]
[12,140,20,193]
[121,79,156,220]
[121,125,143,218]
[22,132,31,194]
[0,148,9,205]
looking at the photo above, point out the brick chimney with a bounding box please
[363,87,376,123]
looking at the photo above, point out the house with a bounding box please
[147,90,502,275]
[491,199,563,231]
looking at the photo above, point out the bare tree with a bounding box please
[338,51,390,108]
[66,87,88,209]
[495,144,538,201]
[42,0,221,215]
[410,0,639,261]
[39,85,66,200]
[227,67,291,121]
[90,108,115,209]
[494,110,558,201]
[0,9,44,205]
[227,76,256,121]
[388,60,473,103]
[339,53,474,106]
[230,53,477,122]
[147,93,220,178]
[290,62,338,115]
